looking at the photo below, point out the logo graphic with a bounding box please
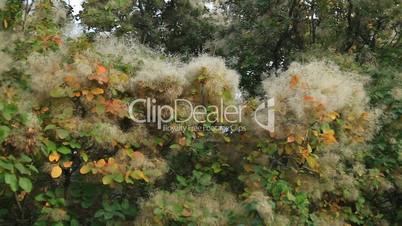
[128,97,274,132]
[253,97,275,132]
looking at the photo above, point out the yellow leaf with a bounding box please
[48,152,60,162]
[82,90,94,101]
[79,164,91,174]
[306,156,319,171]
[361,112,369,120]
[3,19,8,29]
[295,135,304,144]
[107,157,116,165]
[284,145,293,155]
[130,170,149,182]
[321,129,337,144]
[63,161,73,168]
[51,166,63,178]
[91,88,104,95]
[243,164,253,172]
[102,175,113,185]
[327,112,340,121]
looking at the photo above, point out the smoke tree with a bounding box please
[0,0,401,225]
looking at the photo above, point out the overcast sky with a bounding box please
[68,0,83,15]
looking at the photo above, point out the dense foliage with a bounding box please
[0,0,401,226]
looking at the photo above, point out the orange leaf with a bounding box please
[131,151,144,160]
[52,36,63,46]
[182,209,192,217]
[361,112,369,120]
[178,137,186,146]
[300,148,310,159]
[104,99,126,115]
[95,159,106,168]
[96,64,107,75]
[88,74,109,85]
[64,75,75,83]
[48,152,60,162]
[287,134,295,143]
[290,74,300,88]
[51,166,63,178]
[41,107,49,113]
[63,161,73,168]
[303,95,314,101]
[64,76,80,88]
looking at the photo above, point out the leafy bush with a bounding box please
[0,1,400,225]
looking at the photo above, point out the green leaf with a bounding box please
[68,140,81,149]
[50,87,67,98]
[70,219,79,226]
[44,124,57,131]
[0,159,14,171]
[112,173,124,183]
[80,152,89,162]
[2,104,18,120]
[19,154,32,163]
[0,208,8,218]
[169,144,181,150]
[211,162,222,173]
[0,125,10,142]
[262,144,277,154]
[58,146,71,155]
[15,163,31,175]
[222,89,233,101]
[18,177,33,192]
[176,175,187,187]
[286,191,295,201]
[27,165,39,174]
[4,173,18,192]
[35,193,46,201]
[56,129,69,139]
[102,175,114,185]
[199,174,212,186]
[44,140,57,153]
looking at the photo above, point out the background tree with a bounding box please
[79,0,216,54]
[213,0,401,93]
